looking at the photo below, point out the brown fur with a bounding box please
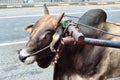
[19,7,120,80]
[31,15,57,38]
[53,22,120,80]
[53,9,120,80]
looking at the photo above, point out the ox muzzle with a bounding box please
[18,43,51,64]
[18,49,36,64]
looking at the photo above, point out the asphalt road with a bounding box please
[0,4,120,80]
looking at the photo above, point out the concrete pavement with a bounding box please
[0,43,54,80]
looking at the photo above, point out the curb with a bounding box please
[0,1,120,8]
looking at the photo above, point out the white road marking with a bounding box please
[0,9,120,19]
[0,9,120,46]
[0,15,40,19]
[0,12,83,19]
[0,41,27,46]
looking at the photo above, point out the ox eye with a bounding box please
[44,32,52,39]
[40,31,53,40]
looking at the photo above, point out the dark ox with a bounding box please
[18,5,120,80]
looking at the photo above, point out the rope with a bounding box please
[65,15,80,19]
[65,15,120,37]
[26,45,50,57]
[74,22,120,37]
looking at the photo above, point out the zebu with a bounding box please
[18,4,120,80]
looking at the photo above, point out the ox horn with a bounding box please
[57,12,65,26]
[44,4,49,15]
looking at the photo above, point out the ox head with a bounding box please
[18,4,64,68]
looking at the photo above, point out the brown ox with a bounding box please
[18,4,120,80]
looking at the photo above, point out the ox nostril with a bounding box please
[19,55,27,62]
[17,49,22,54]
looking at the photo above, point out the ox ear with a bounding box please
[24,24,34,32]
[44,4,49,15]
